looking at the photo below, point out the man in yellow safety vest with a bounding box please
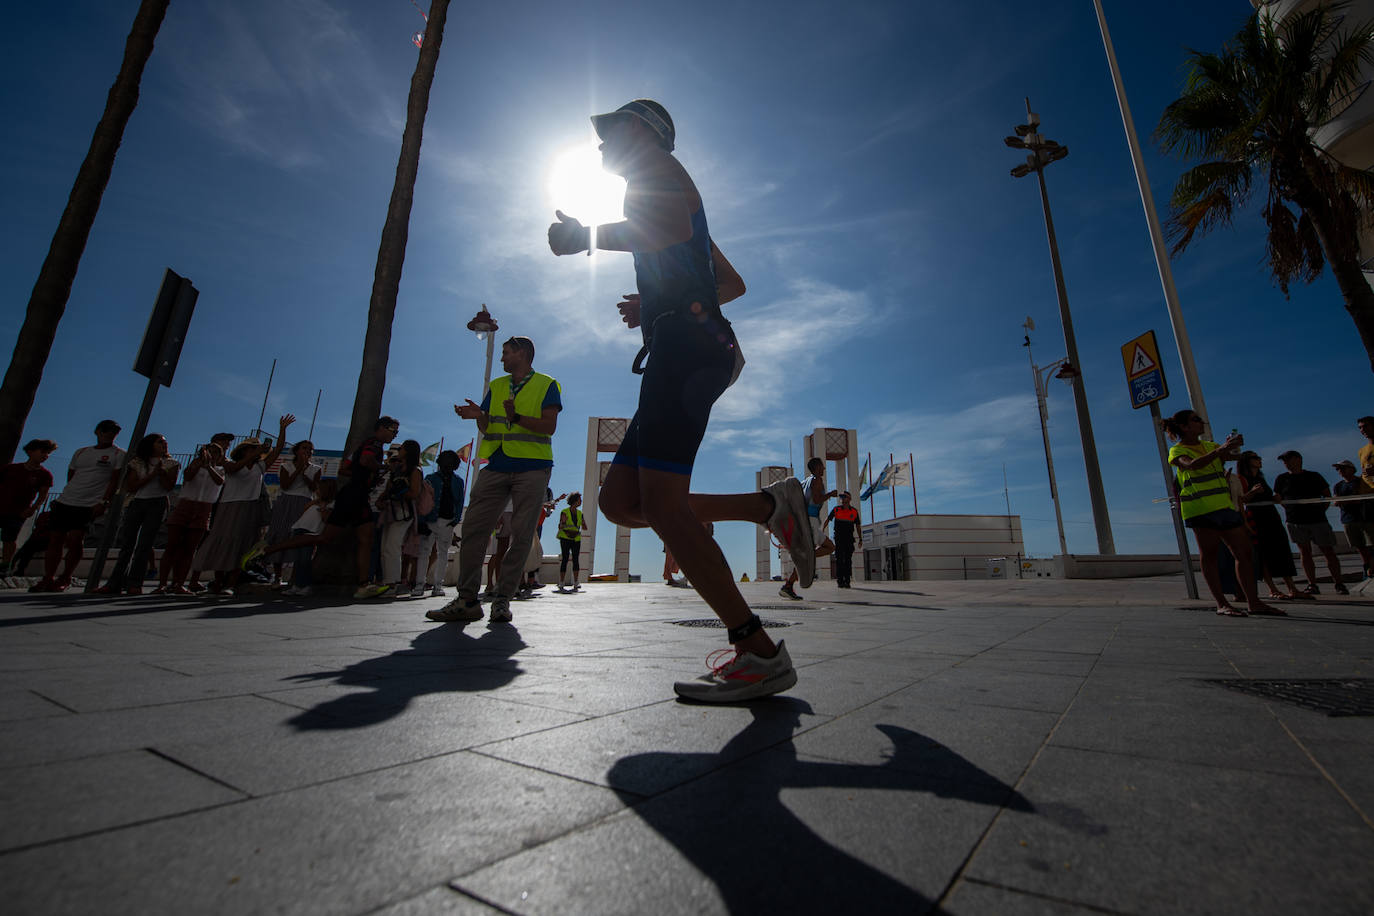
[427,336,561,624]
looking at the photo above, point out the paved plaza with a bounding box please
[1,575,1372,915]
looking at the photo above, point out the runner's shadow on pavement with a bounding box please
[285,622,527,731]
[607,700,1036,914]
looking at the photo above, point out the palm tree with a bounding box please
[1155,3,1374,370]
[344,0,450,455]
[0,0,170,462]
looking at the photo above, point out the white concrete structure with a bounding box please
[1253,0,1374,279]
[581,417,632,582]
[860,513,1025,581]
[754,465,790,582]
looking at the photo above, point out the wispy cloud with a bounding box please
[163,0,402,169]
[712,277,877,424]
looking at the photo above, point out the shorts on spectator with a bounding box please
[0,515,25,542]
[47,501,95,535]
[1287,520,1336,547]
[328,487,374,529]
[1184,507,1245,531]
[1342,522,1374,549]
[166,498,213,530]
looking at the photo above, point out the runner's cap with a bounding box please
[591,99,675,152]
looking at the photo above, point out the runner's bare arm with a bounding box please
[712,244,745,304]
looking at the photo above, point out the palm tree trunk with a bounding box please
[1300,183,1374,372]
[0,0,170,463]
[344,0,450,455]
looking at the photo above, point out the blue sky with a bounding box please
[3,0,1371,580]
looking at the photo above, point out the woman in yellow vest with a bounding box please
[1164,409,1279,617]
[555,492,587,592]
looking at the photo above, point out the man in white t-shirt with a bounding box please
[31,419,126,592]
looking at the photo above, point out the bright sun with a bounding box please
[547,144,626,229]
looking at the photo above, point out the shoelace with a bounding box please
[705,647,742,674]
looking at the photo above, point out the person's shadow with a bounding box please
[284,622,527,730]
[608,700,1038,913]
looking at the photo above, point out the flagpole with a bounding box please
[909,452,917,515]
[866,451,873,527]
[889,453,896,519]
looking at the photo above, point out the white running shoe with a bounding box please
[426,599,483,622]
[779,584,802,601]
[673,640,797,703]
[764,479,816,587]
[489,598,513,623]
[430,586,446,597]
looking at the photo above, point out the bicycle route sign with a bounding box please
[1120,330,1168,409]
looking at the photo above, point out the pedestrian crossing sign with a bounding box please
[1120,330,1168,409]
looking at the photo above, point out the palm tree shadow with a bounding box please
[607,701,1037,914]
[285,622,527,731]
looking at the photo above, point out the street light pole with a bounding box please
[1005,100,1116,555]
[1024,325,1070,556]
[466,305,499,465]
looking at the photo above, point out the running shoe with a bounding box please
[489,598,513,622]
[1334,582,1350,595]
[426,599,483,622]
[1302,584,1321,595]
[779,584,802,601]
[516,585,533,600]
[239,538,268,571]
[410,585,426,598]
[673,640,797,703]
[764,478,816,588]
[353,583,390,599]
[430,586,446,597]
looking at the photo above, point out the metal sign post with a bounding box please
[1149,401,1198,600]
[85,270,199,592]
[1122,330,1196,599]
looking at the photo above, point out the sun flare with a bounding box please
[547,144,626,229]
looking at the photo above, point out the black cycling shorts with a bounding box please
[613,310,737,476]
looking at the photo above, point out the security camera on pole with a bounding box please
[1004,100,1115,555]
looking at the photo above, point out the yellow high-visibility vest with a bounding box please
[558,507,583,541]
[480,372,557,462]
[1169,441,1234,520]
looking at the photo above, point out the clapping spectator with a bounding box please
[1332,459,1374,580]
[1162,409,1278,617]
[377,439,423,596]
[31,419,125,593]
[267,440,321,586]
[0,438,55,577]
[195,415,293,596]
[99,433,179,595]
[281,479,336,597]
[418,450,465,597]
[156,440,225,595]
[1235,452,1308,600]
[1274,450,1347,595]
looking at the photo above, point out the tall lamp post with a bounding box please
[466,304,499,464]
[1005,99,1115,555]
[1023,319,1076,556]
